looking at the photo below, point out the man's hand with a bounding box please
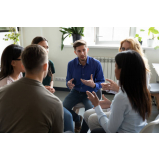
[67,78,75,90]
[86,91,99,107]
[101,78,119,92]
[45,86,55,93]
[81,74,96,88]
[99,94,111,109]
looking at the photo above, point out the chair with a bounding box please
[73,89,102,114]
[140,115,159,133]
[150,83,159,109]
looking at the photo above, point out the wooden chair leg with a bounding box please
[75,108,80,114]
[73,107,80,114]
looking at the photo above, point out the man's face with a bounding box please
[74,45,89,64]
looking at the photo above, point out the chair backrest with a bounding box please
[140,117,159,133]
[150,83,159,94]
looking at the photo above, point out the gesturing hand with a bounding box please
[81,74,96,88]
[45,86,55,93]
[86,91,99,107]
[67,78,75,90]
[99,94,111,109]
[101,78,119,92]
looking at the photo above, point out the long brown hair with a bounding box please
[31,36,52,77]
[115,50,152,121]
[0,44,24,80]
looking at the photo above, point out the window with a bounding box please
[96,27,136,45]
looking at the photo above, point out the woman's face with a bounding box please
[120,41,131,51]
[115,63,121,80]
[38,40,49,54]
[11,56,25,73]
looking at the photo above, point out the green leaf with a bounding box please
[154,46,159,49]
[135,34,139,38]
[157,36,159,40]
[140,29,145,31]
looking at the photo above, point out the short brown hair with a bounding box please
[31,36,48,44]
[73,39,87,50]
[21,44,47,73]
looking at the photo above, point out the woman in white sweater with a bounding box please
[86,50,152,133]
[0,44,24,88]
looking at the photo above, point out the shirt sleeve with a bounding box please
[49,60,55,74]
[51,101,64,133]
[66,62,72,88]
[94,61,105,91]
[95,93,126,133]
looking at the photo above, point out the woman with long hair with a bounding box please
[31,36,55,93]
[86,50,152,133]
[83,37,151,132]
[0,44,24,88]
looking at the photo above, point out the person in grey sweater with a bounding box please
[0,44,63,133]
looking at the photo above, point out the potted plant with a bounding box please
[59,27,84,50]
[147,27,159,47]
[135,29,145,45]
[3,27,20,44]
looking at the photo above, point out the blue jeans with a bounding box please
[63,89,94,122]
[64,107,74,132]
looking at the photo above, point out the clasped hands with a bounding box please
[86,91,111,109]
[45,86,55,93]
[67,74,95,90]
[101,78,119,92]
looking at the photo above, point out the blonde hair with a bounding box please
[119,37,150,73]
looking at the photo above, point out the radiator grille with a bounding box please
[93,57,116,82]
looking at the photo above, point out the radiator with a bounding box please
[93,57,116,82]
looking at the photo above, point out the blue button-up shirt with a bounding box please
[66,56,105,92]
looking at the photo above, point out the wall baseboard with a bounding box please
[54,87,115,95]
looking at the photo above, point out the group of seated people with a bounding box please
[0,36,152,133]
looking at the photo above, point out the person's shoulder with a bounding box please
[68,57,78,64]
[0,77,8,88]
[114,89,128,101]
[89,56,100,64]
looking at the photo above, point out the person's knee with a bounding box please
[84,109,94,122]
[64,108,73,119]
[88,114,98,126]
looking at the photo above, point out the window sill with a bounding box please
[64,44,157,50]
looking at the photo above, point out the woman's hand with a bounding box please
[101,78,119,92]
[45,86,55,93]
[86,91,99,107]
[99,94,111,109]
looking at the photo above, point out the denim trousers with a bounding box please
[63,89,94,132]
[64,107,74,132]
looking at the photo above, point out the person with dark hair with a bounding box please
[63,39,105,133]
[31,36,74,132]
[31,36,55,93]
[0,44,63,133]
[0,44,24,88]
[86,50,152,133]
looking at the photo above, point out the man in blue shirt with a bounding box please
[63,40,105,133]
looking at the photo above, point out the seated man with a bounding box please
[0,44,63,133]
[63,40,105,133]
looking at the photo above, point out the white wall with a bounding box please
[19,27,159,88]
[0,32,14,65]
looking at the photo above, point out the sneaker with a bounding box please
[74,115,83,133]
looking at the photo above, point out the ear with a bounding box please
[87,47,89,52]
[43,63,48,71]
[74,50,77,56]
[11,60,15,67]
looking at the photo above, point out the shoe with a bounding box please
[74,115,83,133]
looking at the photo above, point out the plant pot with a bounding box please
[72,34,82,43]
[139,41,143,45]
[147,39,154,47]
